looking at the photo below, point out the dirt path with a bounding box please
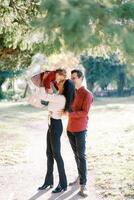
[0,112,101,200]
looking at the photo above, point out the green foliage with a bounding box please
[0,0,134,94]
[0,69,24,99]
[33,0,134,57]
[0,0,39,49]
[123,31,134,55]
[113,1,134,20]
[0,0,40,71]
[80,53,128,96]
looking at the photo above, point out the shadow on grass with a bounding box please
[27,188,51,200]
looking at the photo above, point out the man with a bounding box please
[67,69,93,197]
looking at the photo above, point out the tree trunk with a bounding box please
[87,81,94,91]
[23,84,29,98]
[117,72,125,96]
[0,77,6,99]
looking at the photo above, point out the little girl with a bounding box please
[31,69,66,93]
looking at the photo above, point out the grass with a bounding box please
[87,96,134,200]
[0,101,48,165]
[0,97,134,199]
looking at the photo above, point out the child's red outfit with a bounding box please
[31,70,59,91]
[43,71,59,91]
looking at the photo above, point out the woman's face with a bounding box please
[58,80,65,94]
[56,74,66,83]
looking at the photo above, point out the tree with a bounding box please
[33,0,134,59]
[0,0,42,97]
[0,0,41,71]
[0,69,23,98]
[80,53,127,96]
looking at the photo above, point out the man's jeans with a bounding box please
[67,130,87,185]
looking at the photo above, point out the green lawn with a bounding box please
[88,96,134,200]
[0,102,47,165]
[0,97,134,199]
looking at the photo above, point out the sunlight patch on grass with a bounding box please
[87,99,134,200]
[0,99,134,198]
[0,102,48,166]
[0,142,26,165]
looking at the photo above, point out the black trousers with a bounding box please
[67,130,87,185]
[44,118,67,188]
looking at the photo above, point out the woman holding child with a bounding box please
[28,68,75,193]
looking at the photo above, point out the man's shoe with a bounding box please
[52,185,67,193]
[38,183,53,190]
[69,176,79,186]
[78,185,88,198]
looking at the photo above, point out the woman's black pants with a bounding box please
[44,118,67,188]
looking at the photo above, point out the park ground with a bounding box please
[0,96,134,200]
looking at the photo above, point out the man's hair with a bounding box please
[55,68,67,77]
[71,69,84,80]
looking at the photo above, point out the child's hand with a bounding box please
[28,95,44,108]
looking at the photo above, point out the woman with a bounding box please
[29,79,75,193]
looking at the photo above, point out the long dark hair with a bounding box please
[62,79,75,112]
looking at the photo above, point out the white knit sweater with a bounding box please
[39,88,66,119]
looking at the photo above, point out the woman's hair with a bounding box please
[62,79,75,112]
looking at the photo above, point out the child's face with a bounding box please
[56,74,65,83]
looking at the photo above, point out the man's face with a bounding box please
[71,72,82,87]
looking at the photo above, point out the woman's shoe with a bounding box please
[38,183,53,190]
[52,185,67,193]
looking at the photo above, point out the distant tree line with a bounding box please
[80,53,134,96]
